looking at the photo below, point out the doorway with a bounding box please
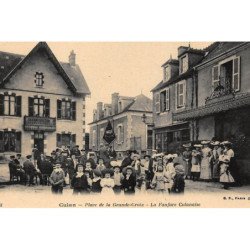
[34,132,44,153]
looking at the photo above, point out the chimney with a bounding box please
[69,50,76,66]
[96,102,103,120]
[111,93,119,115]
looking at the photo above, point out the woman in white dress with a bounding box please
[163,154,176,193]
[219,154,234,189]
[200,141,212,181]
[100,169,115,195]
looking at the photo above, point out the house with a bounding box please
[89,93,153,158]
[173,42,250,182]
[0,42,90,157]
[151,45,205,153]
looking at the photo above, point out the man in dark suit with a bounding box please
[23,155,36,186]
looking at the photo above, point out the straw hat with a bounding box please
[201,140,211,145]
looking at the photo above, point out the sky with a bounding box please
[0,42,211,131]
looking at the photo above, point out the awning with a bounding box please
[173,92,250,121]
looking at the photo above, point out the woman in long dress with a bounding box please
[211,141,222,181]
[219,154,234,189]
[200,141,212,181]
[182,144,192,179]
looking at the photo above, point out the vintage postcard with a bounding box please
[0,41,249,208]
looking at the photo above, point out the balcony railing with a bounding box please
[205,77,235,105]
[24,116,56,132]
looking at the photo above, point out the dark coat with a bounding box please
[121,157,133,171]
[122,174,136,193]
[71,174,89,190]
[23,160,36,175]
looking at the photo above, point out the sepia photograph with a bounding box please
[0,41,250,208]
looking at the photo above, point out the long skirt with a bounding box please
[200,158,212,180]
[183,160,192,177]
[212,161,220,179]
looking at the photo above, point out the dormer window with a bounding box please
[35,72,44,87]
[164,66,171,82]
[180,55,188,73]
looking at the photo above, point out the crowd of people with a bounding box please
[7,139,240,195]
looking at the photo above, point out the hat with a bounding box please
[194,144,202,148]
[211,141,220,146]
[10,155,15,159]
[26,155,32,159]
[102,168,114,176]
[123,166,134,173]
[221,141,232,146]
[93,169,102,177]
[110,160,120,167]
[183,143,192,148]
[143,154,151,159]
[16,153,21,157]
[201,140,211,145]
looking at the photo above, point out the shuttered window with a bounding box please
[176,81,186,109]
[232,56,240,91]
[0,93,22,116]
[155,92,160,114]
[57,99,76,120]
[212,65,220,89]
[0,130,21,152]
[117,125,124,143]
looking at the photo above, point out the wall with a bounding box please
[197,45,250,107]
[0,49,85,156]
[153,77,193,129]
[197,116,215,141]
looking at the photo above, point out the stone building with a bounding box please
[151,46,205,153]
[173,42,250,182]
[0,42,90,157]
[89,93,153,158]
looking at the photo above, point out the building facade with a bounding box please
[89,93,153,158]
[173,42,250,182]
[0,42,90,157]
[151,46,205,153]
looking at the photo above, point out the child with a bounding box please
[172,163,185,194]
[100,169,115,195]
[113,164,123,194]
[219,155,234,189]
[151,165,165,193]
[163,154,176,194]
[191,145,202,181]
[84,170,93,191]
[91,169,102,193]
[96,158,106,174]
[49,163,65,194]
[84,161,93,178]
[71,164,90,195]
[122,166,136,195]
[136,173,148,194]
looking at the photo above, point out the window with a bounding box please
[29,96,50,117]
[35,72,44,87]
[92,130,96,146]
[160,88,170,112]
[176,81,186,109]
[164,66,171,82]
[57,133,76,148]
[155,92,160,114]
[180,55,188,73]
[0,93,21,116]
[0,130,21,152]
[212,56,241,92]
[117,124,124,143]
[57,99,76,120]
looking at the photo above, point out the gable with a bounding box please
[4,49,73,96]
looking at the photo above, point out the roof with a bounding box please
[161,58,179,67]
[89,94,152,124]
[0,42,90,96]
[201,42,247,64]
[151,68,194,92]
[178,46,205,58]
